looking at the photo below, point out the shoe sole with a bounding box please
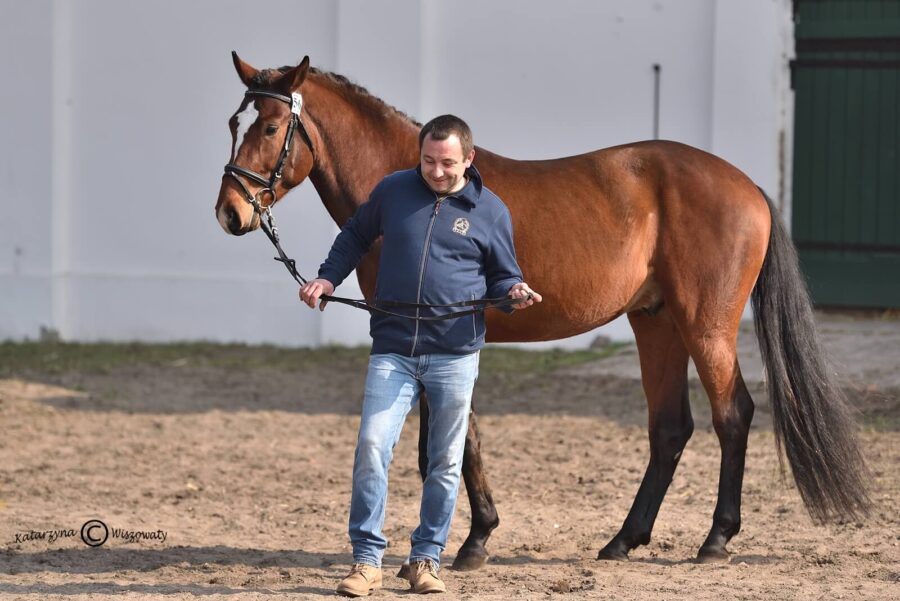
[337,581,382,597]
[411,582,446,594]
[413,587,446,594]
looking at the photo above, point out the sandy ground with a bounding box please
[0,312,897,600]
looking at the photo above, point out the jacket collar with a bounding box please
[415,164,483,206]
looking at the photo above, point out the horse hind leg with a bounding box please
[687,334,755,562]
[598,306,693,560]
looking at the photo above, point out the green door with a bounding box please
[792,0,900,308]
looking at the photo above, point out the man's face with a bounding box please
[420,133,475,195]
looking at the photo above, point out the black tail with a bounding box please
[751,189,871,523]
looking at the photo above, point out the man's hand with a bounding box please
[299,278,335,311]
[508,282,542,310]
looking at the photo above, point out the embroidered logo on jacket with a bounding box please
[452,218,470,236]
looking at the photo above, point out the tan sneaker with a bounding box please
[408,559,446,594]
[336,563,382,597]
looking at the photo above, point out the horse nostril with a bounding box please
[226,207,241,231]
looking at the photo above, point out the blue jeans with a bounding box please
[349,352,479,568]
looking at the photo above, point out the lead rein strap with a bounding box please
[258,218,529,321]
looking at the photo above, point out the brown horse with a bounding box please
[214,54,870,568]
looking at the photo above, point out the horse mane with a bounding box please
[250,65,421,127]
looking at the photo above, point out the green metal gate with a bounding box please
[792,0,900,308]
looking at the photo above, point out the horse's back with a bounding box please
[478,141,771,343]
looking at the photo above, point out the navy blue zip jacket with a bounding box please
[317,164,523,357]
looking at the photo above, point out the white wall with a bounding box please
[711,0,795,215]
[0,0,793,348]
[1,1,54,339]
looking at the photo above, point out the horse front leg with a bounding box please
[397,394,498,577]
[451,405,499,571]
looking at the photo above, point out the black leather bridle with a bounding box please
[224,89,313,230]
[223,89,528,320]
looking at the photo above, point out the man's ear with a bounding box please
[465,148,476,167]
[232,51,259,87]
[276,56,311,94]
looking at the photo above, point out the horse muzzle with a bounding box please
[216,202,260,236]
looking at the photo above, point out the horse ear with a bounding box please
[232,51,259,88]
[277,56,311,93]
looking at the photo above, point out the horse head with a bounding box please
[216,53,316,235]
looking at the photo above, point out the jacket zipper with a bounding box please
[410,195,445,356]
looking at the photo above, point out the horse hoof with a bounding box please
[696,547,730,564]
[597,541,629,561]
[451,549,489,571]
[396,563,410,579]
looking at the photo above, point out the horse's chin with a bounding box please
[233,211,261,236]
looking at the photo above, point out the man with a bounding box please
[300,114,541,596]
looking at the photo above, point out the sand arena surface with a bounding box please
[0,312,897,600]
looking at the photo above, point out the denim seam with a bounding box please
[353,355,419,564]
[371,383,416,551]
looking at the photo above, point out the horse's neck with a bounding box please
[304,76,420,227]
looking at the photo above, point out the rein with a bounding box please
[223,89,527,321]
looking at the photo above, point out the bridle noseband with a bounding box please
[221,89,530,320]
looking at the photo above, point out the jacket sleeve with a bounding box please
[485,208,524,313]
[316,180,386,288]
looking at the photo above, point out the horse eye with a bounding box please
[265,124,278,136]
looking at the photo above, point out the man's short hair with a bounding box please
[419,114,474,157]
